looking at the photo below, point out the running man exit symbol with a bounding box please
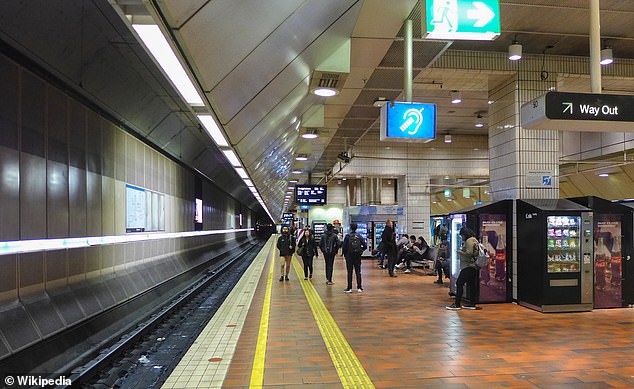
[425,0,500,40]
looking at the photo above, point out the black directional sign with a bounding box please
[521,91,634,131]
[295,185,327,205]
[544,92,634,122]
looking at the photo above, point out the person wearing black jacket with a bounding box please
[382,219,397,277]
[297,228,318,280]
[319,223,341,285]
[342,223,367,293]
[277,226,296,281]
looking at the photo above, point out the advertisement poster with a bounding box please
[479,214,507,302]
[594,215,622,308]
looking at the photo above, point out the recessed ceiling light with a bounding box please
[289,179,298,183]
[444,135,452,143]
[292,169,302,174]
[301,130,319,139]
[222,149,241,167]
[312,87,338,97]
[197,114,229,147]
[295,154,308,161]
[450,90,462,104]
[599,173,609,177]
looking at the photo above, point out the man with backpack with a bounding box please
[319,223,341,285]
[342,223,368,293]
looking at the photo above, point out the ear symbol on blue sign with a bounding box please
[400,108,425,135]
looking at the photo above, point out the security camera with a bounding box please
[337,152,351,163]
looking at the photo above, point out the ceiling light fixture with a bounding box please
[311,87,338,97]
[600,48,613,65]
[289,179,298,183]
[598,173,609,177]
[508,40,522,61]
[295,154,308,161]
[222,149,241,167]
[292,169,302,174]
[132,24,204,106]
[301,129,319,139]
[475,113,484,128]
[444,134,452,144]
[450,90,462,104]
[373,97,389,107]
[244,179,254,187]
[197,114,229,147]
[235,167,249,179]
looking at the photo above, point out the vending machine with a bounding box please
[448,200,513,303]
[568,196,634,308]
[516,199,593,313]
[355,222,373,257]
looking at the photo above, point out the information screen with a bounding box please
[295,185,327,205]
[126,185,146,232]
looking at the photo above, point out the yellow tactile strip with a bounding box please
[291,255,375,389]
[248,241,275,388]
[161,237,275,389]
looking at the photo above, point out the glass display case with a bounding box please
[546,216,581,273]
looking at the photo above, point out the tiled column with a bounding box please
[397,172,431,240]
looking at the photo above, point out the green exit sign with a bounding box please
[424,0,500,41]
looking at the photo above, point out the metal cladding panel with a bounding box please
[24,297,65,337]
[19,252,44,294]
[0,254,17,302]
[90,283,116,311]
[105,277,129,303]
[114,130,126,182]
[101,176,115,235]
[0,306,40,351]
[48,289,86,325]
[86,110,102,175]
[208,0,359,126]
[45,250,68,284]
[86,246,101,274]
[87,171,103,237]
[0,336,9,360]
[69,166,88,237]
[0,55,19,240]
[68,248,86,279]
[47,87,70,238]
[173,0,305,92]
[69,284,102,317]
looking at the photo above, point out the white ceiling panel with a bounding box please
[172,0,304,91]
[207,0,361,124]
[158,0,207,27]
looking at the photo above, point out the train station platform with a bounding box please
[163,236,634,388]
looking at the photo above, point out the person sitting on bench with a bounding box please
[400,236,429,273]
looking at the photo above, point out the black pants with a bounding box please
[455,266,478,305]
[324,254,336,282]
[345,254,362,289]
[386,249,396,275]
[435,260,450,280]
[404,252,423,269]
[302,254,314,278]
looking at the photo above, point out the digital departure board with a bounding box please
[295,185,327,205]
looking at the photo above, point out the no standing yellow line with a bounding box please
[249,239,276,388]
[291,255,375,389]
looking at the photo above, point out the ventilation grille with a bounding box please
[310,71,348,91]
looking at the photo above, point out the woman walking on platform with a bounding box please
[297,228,318,280]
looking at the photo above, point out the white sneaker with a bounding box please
[404,269,411,273]
[344,289,353,293]
[357,288,364,293]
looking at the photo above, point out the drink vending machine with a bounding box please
[449,200,513,304]
[568,196,634,308]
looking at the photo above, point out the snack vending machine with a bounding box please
[516,199,593,313]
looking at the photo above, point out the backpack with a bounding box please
[323,233,338,256]
[474,242,489,268]
[349,233,364,255]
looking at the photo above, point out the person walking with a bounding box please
[446,227,479,310]
[319,223,340,285]
[342,223,367,293]
[297,228,318,280]
[382,219,397,277]
[277,226,296,281]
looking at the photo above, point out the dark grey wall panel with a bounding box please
[0,306,40,351]
[18,252,44,293]
[102,121,115,179]
[85,246,101,275]
[114,130,125,182]
[67,248,85,280]
[0,255,17,302]
[87,172,102,236]
[20,154,47,239]
[0,56,20,241]
[45,250,67,285]
[49,292,85,325]
[68,101,87,237]
[46,86,69,238]
[20,70,46,159]
[0,146,19,240]
[25,298,65,337]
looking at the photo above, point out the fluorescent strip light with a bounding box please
[132,24,204,106]
[222,149,241,167]
[244,179,254,187]
[197,114,229,147]
[249,186,258,193]
[235,167,249,179]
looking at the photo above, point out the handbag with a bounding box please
[297,245,305,256]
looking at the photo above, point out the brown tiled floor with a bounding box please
[223,253,634,388]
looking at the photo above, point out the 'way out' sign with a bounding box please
[521,92,634,132]
[423,0,501,40]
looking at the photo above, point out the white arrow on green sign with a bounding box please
[424,0,501,41]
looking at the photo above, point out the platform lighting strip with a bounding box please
[132,22,273,221]
[0,228,255,256]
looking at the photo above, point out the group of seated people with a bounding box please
[375,233,451,281]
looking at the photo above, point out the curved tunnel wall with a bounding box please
[0,52,259,360]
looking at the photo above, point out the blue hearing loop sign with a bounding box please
[380,102,436,141]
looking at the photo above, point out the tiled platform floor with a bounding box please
[217,248,634,388]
